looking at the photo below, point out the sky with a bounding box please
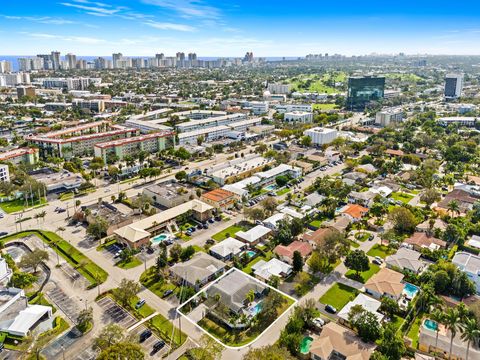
[1,0,480,57]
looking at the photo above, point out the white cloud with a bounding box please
[2,15,75,25]
[60,2,120,15]
[142,0,221,19]
[23,32,105,44]
[144,21,196,32]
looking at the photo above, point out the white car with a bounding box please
[312,317,325,328]
[374,256,384,263]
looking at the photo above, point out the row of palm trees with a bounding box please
[430,303,480,360]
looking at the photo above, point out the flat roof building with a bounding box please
[304,127,338,145]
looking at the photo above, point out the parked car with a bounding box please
[163,289,173,298]
[372,259,382,266]
[206,239,215,245]
[312,317,325,328]
[255,220,263,225]
[139,329,152,342]
[152,340,165,353]
[196,224,203,230]
[325,304,337,314]
[208,218,214,224]
[135,299,146,309]
[368,234,374,241]
[374,256,384,263]
[203,224,209,229]
[0,232,7,237]
[146,247,154,254]
[214,216,222,221]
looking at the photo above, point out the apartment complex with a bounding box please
[175,113,247,133]
[27,121,137,159]
[93,130,175,162]
[0,164,10,182]
[0,148,39,165]
[375,108,404,127]
[304,127,338,145]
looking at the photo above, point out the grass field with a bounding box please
[212,224,250,242]
[367,244,395,259]
[276,188,291,196]
[288,75,338,94]
[117,256,142,269]
[0,198,47,214]
[345,263,380,283]
[312,103,338,111]
[319,283,358,310]
[149,314,187,348]
[407,315,423,348]
[385,73,424,82]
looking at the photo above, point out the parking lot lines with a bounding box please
[47,286,80,322]
[130,324,170,358]
[96,297,137,329]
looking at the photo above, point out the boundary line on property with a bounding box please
[175,267,298,350]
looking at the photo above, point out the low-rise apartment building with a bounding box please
[0,147,39,165]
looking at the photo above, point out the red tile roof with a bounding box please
[342,204,369,219]
[274,241,313,259]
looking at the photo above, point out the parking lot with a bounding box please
[73,347,97,360]
[129,324,170,358]
[41,328,82,360]
[47,286,80,322]
[96,296,137,328]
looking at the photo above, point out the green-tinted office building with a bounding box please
[347,76,385,110]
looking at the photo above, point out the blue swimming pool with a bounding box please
[403,283,420,299]
[247,250,256,258]
[151,233,170,245]
[250,302,263,316]
[423,319,438,331]
[264,184,277,191]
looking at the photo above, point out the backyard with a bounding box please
[211,223,252,242]
[243,251,273,275]
[390,192,414,204]
[319,283,358,310]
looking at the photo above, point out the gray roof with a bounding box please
[170,252,226,285]
[385,248,424,273]
[207,270,266,312]
[452,251,480,275]
[305,192,326,207]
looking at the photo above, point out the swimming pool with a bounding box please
[423,319,438,331]
[246,250,256,258]
[403,283,420,299]
[151,233,170,245]
[300,336,313,354]
[264,184,277,191]
[250,302,263,317]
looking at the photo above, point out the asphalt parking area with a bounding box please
[96,297,137,328]
[73,347,97,360]
[47,287,80,322]
[41,328,82,360]
[130,324,170,358]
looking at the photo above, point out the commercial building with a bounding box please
[437,117,476,127]
[275,104,312,113]
[170,110,226,120]
[284,111,313,123]
[175,114,247,133]
[30,169,84,193]
[0,148,39,165]
[27,121,137,159]
[142,180,194,209]
[177,125,230,146]
[375,108,403,127]
[347,76,385,110]
[93,130,175,163]
[208,156,274,185]
[0,164,10,182]
[16,86,36,98]
[267,83,291,94]
[444,73,463,99]
[245,101,269,115]
[303,127,338,145]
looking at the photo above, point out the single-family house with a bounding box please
[343,171,368,183]
[235,225,272,245]
[309,322,375,360]
[404,232,447,252]
[385,248,424,274]
[262,213,287,230]
[274,241,313,265]
[415,218,447,233]
[303,227,338,248]
[170,252,226,290]
[304,192,326,207]
[348,191,376,208]
[365,268,405,300]
[437,189,479,214]
[209,237,247,261]
[322,216,351,232]
[356,164,377,173]
[251,258,293,281]
[337,293,384,325]
[340,204,369,222]
[452,252,480,294]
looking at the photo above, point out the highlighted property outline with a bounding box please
[176,267,298,349]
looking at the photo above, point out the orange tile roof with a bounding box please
[274,241,313,259]
[342,204,369,219]
[385,149,405,156]
[201,188,235,203]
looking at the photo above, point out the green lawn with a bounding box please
[116,257,142,269]
[212,224,249,242]
[319,283,358,310]
[390,192,414,204]
[345,263,380,283]
[407,315,423,349]
[354,232,370,242]
[391,315,405,333]
[312,103,338,110]
[288,76,338,94]
[243,251,273,275]
[309,219,323,228]
[0,198,47,214]
[276,188,291,196]
[349,240,360,249]
[140,267,178,298]
[149,314,186,348]
[59,192,74,201]
[367,244,395,259]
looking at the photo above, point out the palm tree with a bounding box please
[461,318,480,360]
[431,308,445,350]
[444,307,461,360]
[447,200,460,217]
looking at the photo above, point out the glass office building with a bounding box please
[347,76,385,110]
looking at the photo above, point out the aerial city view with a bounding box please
[1,1,480,359]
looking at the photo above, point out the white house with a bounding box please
[251,258,292,281]
[452,252,480,294]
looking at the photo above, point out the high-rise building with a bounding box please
[66,53,77,69]
[347,76,385,110]
[244,52,253,62]
[176,52,185,61]
[112,53,123,68]
[17,86,36,98]
[444,73,463,99]
[51,51,61,70]
[94,57,106,69]
[0,61,12,73]
[188,53,197,61]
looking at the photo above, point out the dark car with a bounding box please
[197,224,203,230]
[368,235,374,241]
[146,247,155,254]
[189,227,196,233]
[203,223,209,229]
[214,216,222,221]
[208,218,214,224]
[163,289,173,298]
[206,239,215,245]
[325,304,337,314]
[139,329,152,342]
[0,232,7,237]
[152,340,165,353]
[57,208,66,213]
